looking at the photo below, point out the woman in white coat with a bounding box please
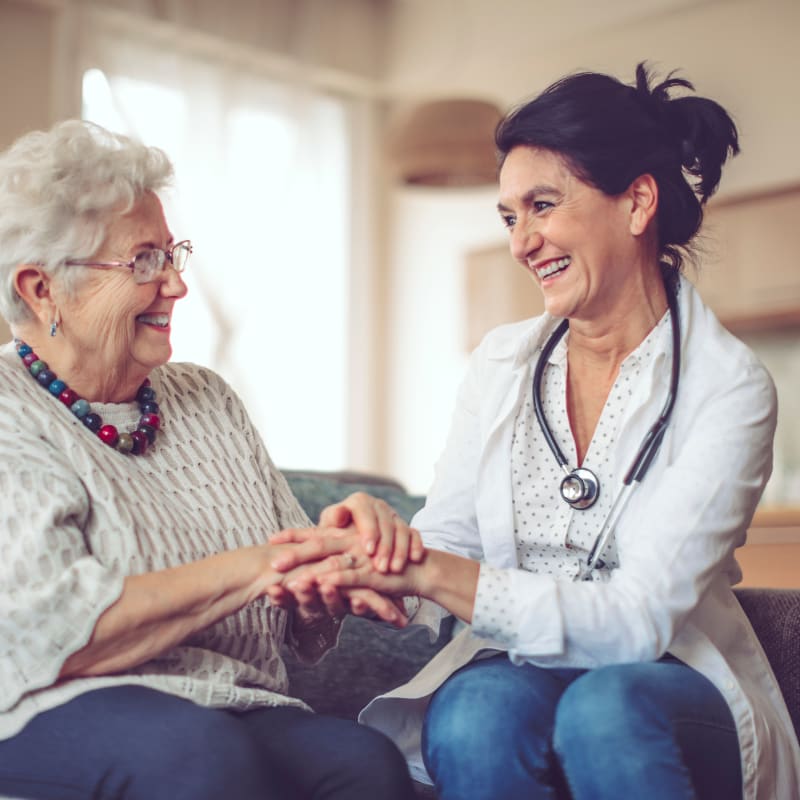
[275,63,800,799]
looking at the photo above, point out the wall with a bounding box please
[0,0,61,343]
[380,0,800,493]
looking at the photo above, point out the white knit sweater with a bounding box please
[0,341,320,741]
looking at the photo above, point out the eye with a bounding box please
[133,249,165,277]
[500,213,516,230]
[533,200,554,213]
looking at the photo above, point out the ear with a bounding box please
[13,264,56,325]
[627,174,659,236]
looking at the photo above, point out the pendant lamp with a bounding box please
[386,98,503,187]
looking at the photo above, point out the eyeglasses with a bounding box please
[66,240,192,284]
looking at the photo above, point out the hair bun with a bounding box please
[635,63,739,204]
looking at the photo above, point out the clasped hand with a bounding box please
[268,492,425,627]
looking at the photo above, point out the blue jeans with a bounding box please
[0,686,415,800]
[422,653,742,800]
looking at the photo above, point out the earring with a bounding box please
[49,312,59,337]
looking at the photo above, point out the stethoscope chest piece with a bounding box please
[560,467,600,510]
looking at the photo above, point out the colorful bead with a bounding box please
[82,413,102,432]
[116,433,134,453]
[136,385,156,404]
[14,338,160,457]
[140,413,160,430]
[36,369,56,387]
[98,425,119,446]
[137,424,156,444]
[71,399,90,418]
[130,430,149,455]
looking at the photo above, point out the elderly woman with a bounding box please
[0,120,420,800]
[274,64,800,799]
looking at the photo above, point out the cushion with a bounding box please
[281,469,447,718]
[283,469,426,526]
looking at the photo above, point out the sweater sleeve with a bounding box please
[0,424,125,712]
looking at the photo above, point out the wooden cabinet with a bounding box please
[690,185,800,332]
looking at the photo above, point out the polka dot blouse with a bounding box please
[472,311,671,644]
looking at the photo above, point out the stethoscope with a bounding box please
[532,277,681,581]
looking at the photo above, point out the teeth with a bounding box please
[137,314,169,327]
[535,256,571,278]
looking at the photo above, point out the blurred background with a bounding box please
[1,0,799,583]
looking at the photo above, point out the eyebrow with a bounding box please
[132,235,175,251]
[497,184,562,213]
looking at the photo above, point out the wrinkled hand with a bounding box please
[272,492,424,574]
[267,527,408,627]
[272,528,424,606]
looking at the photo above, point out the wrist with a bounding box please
[414,549,442,598]
[417,549,479,623]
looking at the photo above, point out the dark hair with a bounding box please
[495,62,739,273]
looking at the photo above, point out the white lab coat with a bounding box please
[361,278,800,799]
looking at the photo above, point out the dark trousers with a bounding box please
[0,686,415,800]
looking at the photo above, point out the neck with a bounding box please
[13,325,148,403]
[567,265,669,371]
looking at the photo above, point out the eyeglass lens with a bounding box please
[171,242,191,271]
[132,243,191,283]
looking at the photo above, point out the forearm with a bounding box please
[59,545,277,679]
[415,549,480,623]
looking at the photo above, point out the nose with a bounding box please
[509,221,544,265]
[160,264,188,300]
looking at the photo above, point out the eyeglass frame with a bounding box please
[65,240,192,284]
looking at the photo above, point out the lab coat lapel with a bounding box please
[474,318,558,568]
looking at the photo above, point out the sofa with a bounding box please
[282,470,800,799]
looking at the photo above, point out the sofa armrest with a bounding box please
[734,587,800,743]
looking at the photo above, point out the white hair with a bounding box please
[0,120,174,323]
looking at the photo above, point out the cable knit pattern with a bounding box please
[0,341,315,742]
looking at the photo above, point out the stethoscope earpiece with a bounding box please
[560,468,600,510]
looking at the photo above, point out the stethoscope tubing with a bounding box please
[532,275,681,579]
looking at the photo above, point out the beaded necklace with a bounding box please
[14,339,161,455]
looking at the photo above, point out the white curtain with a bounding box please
[76,14,357,471]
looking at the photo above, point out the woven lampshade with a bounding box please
[386,99,503,187]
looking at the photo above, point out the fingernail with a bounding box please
[378,558,389,572]
[365,541,375,555]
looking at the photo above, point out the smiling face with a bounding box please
[49,191,187,401]
[497,146,659,326]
